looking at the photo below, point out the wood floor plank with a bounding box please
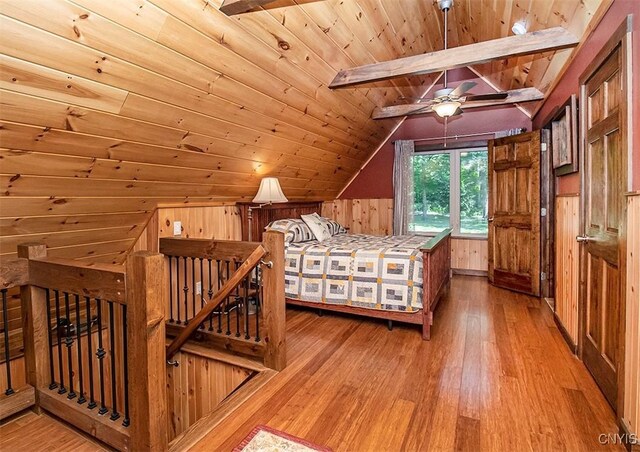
[0,277,625,451]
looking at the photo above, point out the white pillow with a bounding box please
[301,213,332,242]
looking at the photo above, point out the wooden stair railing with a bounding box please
[165,244,266,361]
[0,251,35,421]
[1,244,169,451]
[160,230,286,371]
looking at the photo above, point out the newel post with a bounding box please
[17,243,48,413]
[125,251,167,451]
[262,231,286,371]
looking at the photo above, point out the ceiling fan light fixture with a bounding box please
[512,21,528,35]
[432,100,461,118]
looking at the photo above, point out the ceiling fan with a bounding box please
[329,3,578,119]
[367,0,546,119]
[373,86,544,119]
[383,81,518,118]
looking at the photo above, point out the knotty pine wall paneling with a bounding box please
[166,349,252,442]
[322,199,393,236]
[0,0,606,265]
[623,193,640,439]
[0,0,441,265]
[450,238,488,274]
[130,205,243,252]
[554,195,580,346]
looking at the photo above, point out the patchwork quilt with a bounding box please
[285,234,428,312]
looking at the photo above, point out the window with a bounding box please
[410,147,488,236]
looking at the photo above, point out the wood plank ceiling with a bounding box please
[0,0,604,263]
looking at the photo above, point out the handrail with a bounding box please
[0,244,168,450]
[28,257,126,304]
[160,237,262,262]
[166,244,267,361]
[419,227,453,252]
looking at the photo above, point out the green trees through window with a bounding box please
[460,151,488,234]
[410,148,488,235]
[412,153,450,232]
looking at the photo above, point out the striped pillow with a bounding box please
[324,218,347,236]
[265,219,315,243]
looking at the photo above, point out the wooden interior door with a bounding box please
[580,45,626,411]
[488,131,541,296]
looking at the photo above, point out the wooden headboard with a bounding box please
[237,202,323,242]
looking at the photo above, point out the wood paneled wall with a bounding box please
[450,238,488,273]
[322,198,488,272]
[554,195,580,344]
[624,193,640,438]
[131,205,243,253]
[0,0,602,265]
[322,199,393,236]
[0,0,446,264]
[157,206,242,241]
[166,349,253,442]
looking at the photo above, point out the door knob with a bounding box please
[576,235,593,243]
[488,217,494,222]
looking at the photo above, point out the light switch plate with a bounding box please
[195,281,202,295]
[173,221,182,236]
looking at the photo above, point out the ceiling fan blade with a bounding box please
[397,97,436,104]
[463,87,544,108]
[450,81,477,97]
[372,103,433,119]
[373,87,544,119]
[330,27,578,88]
[464,92,509,102]
[452,107,464,116]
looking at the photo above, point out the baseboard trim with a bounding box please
[619,417,639,452]
[553,311,578,355]
[452,269,488,277]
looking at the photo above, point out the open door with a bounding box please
[488,131,541,296]
[579,43,627,411]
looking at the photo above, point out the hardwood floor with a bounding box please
[0,276,624,451]
[193,276,623,451]
[0,410,107,451]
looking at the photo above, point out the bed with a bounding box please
[265,216,452,340]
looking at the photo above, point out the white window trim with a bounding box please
[412,146,488,239]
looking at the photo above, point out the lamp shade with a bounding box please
[252,177,288,203]
[432,100,461,118]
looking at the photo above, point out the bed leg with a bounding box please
[317,309,323,317]
[387,320,393,331]
[422,312,432,340]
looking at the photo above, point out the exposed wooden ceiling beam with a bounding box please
[372,87,544,119]
[330,27,579,88]
[219,0,279,16]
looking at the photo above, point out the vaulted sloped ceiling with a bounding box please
[0,0,605,263]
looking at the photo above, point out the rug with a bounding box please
[232,425,332,452]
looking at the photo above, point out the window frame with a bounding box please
[411,146,488,239]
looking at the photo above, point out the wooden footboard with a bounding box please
[419,228,452,340]
[285,228,453,341]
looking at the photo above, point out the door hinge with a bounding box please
[541,207,547,217]
[541,143,548,152]
[541,272,546,281]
